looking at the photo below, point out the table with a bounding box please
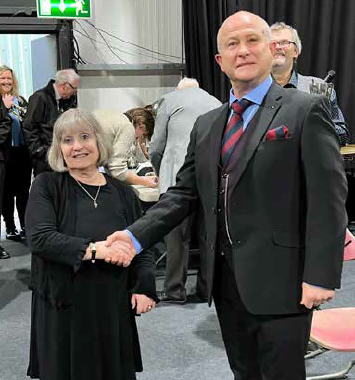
[131,185,159,203]
[341,145,355,155]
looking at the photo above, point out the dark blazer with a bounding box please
[128,83,347,315]
[22,80,76,160]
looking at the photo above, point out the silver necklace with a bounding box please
[74,178,101,208]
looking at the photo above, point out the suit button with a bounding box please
[217,208,221,213]
[221,251,225,256]
[220,189,225,195]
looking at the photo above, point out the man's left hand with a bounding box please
[300,282,335,309]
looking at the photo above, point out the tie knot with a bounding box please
[231,98,252,115]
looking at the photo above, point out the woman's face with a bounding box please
[0,70,14,95]
[134,122,147,139]
[60,128,100,171]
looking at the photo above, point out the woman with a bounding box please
[0,65,31,241]
[131,108,155,164]
[26,108,157,380]
[0,95,12,258]
[93,108,157,187]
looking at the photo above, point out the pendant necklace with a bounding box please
[74,178,101,208]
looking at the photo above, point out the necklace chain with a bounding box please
[74,178,101,208]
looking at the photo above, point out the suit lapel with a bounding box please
[228,83,284,193]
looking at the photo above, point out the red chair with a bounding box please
[307,307,355,379]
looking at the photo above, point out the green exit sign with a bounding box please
[37,0,92,19]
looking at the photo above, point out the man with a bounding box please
[150,77,221,303]
[0,97,12,258]
[271,22,349,146]
[107,11,347,379]
[23,69,79,176]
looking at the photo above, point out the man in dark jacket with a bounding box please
[0,97,12,258]
[23,69,79,176]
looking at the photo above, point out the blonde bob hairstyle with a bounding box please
[0,65,20,97]
[48,108,112,172]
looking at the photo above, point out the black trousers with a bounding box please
[2,146,32,230]
[164,214,207,298]
[213,256,311,380]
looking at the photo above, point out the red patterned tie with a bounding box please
[221,98,252,166]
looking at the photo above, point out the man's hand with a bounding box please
[106,230,137,266]
[131,294,156,314]
[95,240,134,267]
[300,282,335,309]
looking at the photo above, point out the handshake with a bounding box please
[85,231,137,267]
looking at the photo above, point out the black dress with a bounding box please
[27,174,156,380]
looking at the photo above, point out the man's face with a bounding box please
[215,12,275,91]
[57,78,79,99]
[271,29,299,72]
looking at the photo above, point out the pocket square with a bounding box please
[266,125,289,141]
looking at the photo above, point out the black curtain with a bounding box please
[183,0,355,140]
[238,0,355,140]
[182,0,239,103]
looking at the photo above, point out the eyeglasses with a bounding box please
[273,40,296,48]
[66,82,78,91]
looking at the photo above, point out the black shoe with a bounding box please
[19,229,26,240]
[6,229,21,242]
[157,291,186,304]
[0,246,10,259]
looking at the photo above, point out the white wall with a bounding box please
[75,0,183,113]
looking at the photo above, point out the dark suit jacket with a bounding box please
[129,83,347,315]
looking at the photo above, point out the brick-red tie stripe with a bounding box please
[221,99,252,165]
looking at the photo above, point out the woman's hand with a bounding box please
[131,294,156,314]
[2,94,14,109]
[83,240,135,267]
[140,175,158,188]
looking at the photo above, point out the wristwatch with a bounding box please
[89,242,96,263]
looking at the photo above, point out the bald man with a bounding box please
[107,11,347,379]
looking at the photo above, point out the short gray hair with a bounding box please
[55,69,80,85]
[48,108,111,172]
[177,77,199,90]
[270,22,302,54]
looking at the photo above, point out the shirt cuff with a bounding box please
[304,282,334,290]
[125,229,143,254]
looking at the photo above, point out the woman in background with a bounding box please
[94,108,158,187]
[0,65,31,241]
[26,108,157,380]
[131,108,155,163]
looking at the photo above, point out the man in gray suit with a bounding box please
[270,22,349,146]
[107,11,347,379]
[150,78,221,303]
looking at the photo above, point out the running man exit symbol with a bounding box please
[37,0,92,19]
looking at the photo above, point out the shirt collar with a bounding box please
[229,75,273,107]
[53,83,61,101]
[286,70,298,88]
